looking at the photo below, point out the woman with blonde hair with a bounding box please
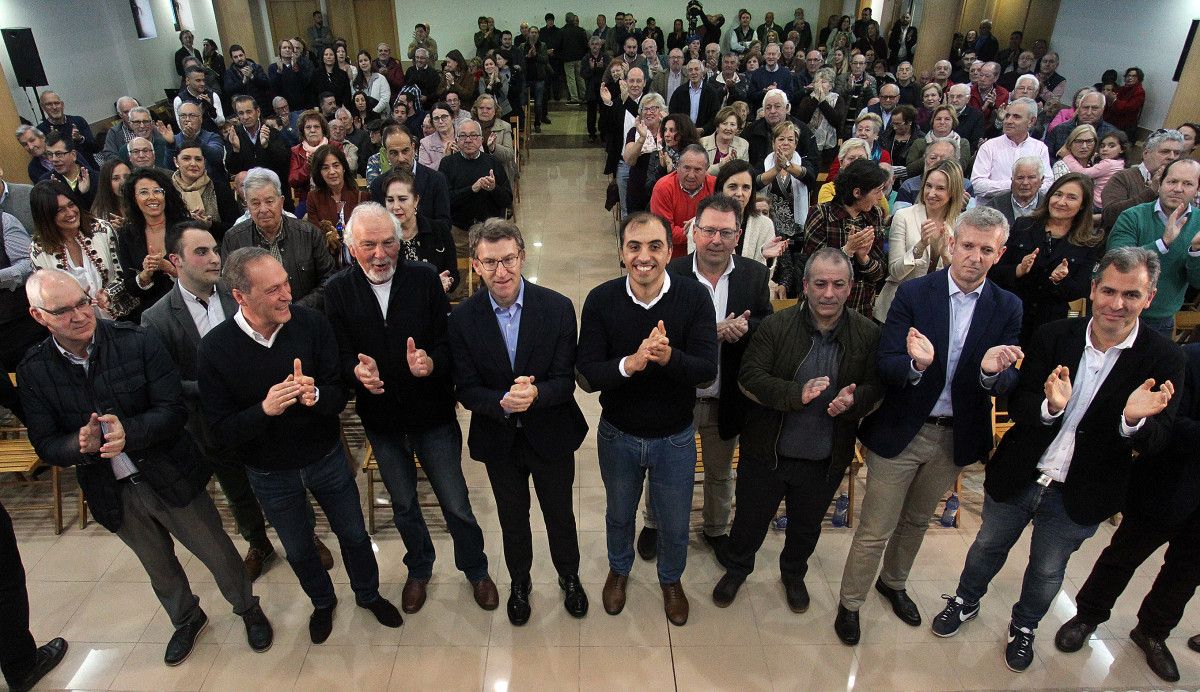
[875,159,964,321]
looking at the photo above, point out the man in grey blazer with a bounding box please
[0,168,33,234]
[142,220,331,580]
[982,155,1044,225]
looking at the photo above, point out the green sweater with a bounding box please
[1107,202,1200,320]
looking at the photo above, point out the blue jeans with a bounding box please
[530,80,546,123]
[956,483,1099,631]
[597,418,696,584]
[616,160,631,219]
[245,443,380,609]
[366,422,488,582]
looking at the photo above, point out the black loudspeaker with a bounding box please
[2,28,48,88]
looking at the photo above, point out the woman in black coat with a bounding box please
[312,46,352,107]
[989,173,1104,345]
[117,167,190,323]
[378,169,459,293]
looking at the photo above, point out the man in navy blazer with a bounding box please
[933,248,1185,674]
[368,124,452,227]
[448,218,589,627]
[836,206,1024,646]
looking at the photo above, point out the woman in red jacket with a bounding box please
[288,110,342,209]
[1105,67,1145,143]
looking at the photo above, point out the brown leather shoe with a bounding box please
[472,576,499,610]
[401,578,429,614]
[602,570,628,615]
[314,536,334,571]
[243,545,276,582]
[661,582,689,626]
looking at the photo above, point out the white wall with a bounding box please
[0,0,220,124]
[392,1,822,65]
[1051,0,1200,130]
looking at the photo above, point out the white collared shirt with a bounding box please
[619,272,672,377]
[1153,200,1200,257]
[910,276,1000,416]
[180,285,225,337]
[234,308,282,348]
[52,338,138,480]
[694,255,734,398]
[1037,320,1144,482]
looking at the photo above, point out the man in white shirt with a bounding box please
[930,246,1186,673]
[970,97,1052,199]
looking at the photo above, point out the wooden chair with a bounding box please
[771,297,798,312]
[1173,309,1200,343]
[508,115,524,172]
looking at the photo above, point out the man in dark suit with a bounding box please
[325,203,498,616]
[448,218,589,627]
[835,206,1024,646]
[142,222,331,581]
[947,84,986,148]
[1055,342,1200,682]
[639,194,771,560]
[223,96,292,211]
[669,60,721,134]
[981,156,1045,225]
[368,124,452,228]
[930,247,1185,673]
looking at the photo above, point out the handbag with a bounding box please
[101,228,141,319]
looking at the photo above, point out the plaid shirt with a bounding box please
[800,202,886,317]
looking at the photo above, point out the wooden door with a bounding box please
[352,0,397,56]
[267,0,311,52]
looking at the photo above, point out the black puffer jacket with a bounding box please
[17,320,209,532]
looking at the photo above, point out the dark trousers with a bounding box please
[1074,508,1200,640]
[724,453,842,582]
[208,452,270,549]
[0,315,46,372]
[483,430,580,584]
[586,100,599,136]
[0,500,36,688]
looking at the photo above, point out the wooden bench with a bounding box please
[0,428,80,534]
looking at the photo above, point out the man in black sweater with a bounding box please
[324,204,498,616]
[197,248,401,644]
[577,211,718,627]
[439,120,513,253]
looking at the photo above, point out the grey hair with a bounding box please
[129,106,151,118]
[25,267,85,309]
[983,61,1000,76]
[948,83,971,97]
[242,167,282,198]
[1012,155,1045,177]
[1095,246,1161,288]
[334,107,352,119]
[638,92,667,115]
[954,205,1010,244]
[14,124,42,140]
[1014,74,1040,91]
[803,247,854,282]
[1009,97,1038,119]
[469,217,526,258]
[763,88,790,107]
[415,47,429,58]
[115,96,138,112]
[681,143,709,165]
[814,67,836,83]
[222,247,276,294]
[1145,128,1185,153]
[454,118,482,135]
[272,96,288,108]
[343,201,401,248]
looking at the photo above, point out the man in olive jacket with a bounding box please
[713,248,883,612]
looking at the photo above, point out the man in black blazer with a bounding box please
[836,206,1024,646]
[368,124,452,228]
[224,96,293,211]
[448,218,589,626]
[1055,342,1200,682]
[668,59,721,134]
[142,222,330,581]
[639,194,771,559]
[930,247,1185,674]
[324,203,498,615]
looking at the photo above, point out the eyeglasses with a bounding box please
[39,296,92,317]
[136,187,166,198]
[457,133,482,139]
[128,147,154,155]
[129,119,151,126]
[45,150,71,159]
[476,254,521,272]
[695,226,740,240]
[178,113,201,120]
[431,114,451,121]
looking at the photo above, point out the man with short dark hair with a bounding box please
[43,132,96,209]
[932,247,1184,673]
[996,31,1024,72]
[36,91,100,170]
[175,29,202,76]
[577,212,719,626]
[650,145,716,259]
[224,96,292,212]
[307,10,334,61]
[223,45,271,109]
[368,125,451,226]
[449,218,588,625]
[406,23,438,61]
[175,66,226,133]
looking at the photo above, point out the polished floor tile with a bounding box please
[5,139,1196,691]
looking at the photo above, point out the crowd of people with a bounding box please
[1,4,1200,691]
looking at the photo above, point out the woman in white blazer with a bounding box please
[700,105,750,175]
[874,158,965,322]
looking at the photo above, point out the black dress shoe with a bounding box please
[11,637,67,692]
[542,116,552,124]
[358,597,403,628]
[241,604,273,652]
[834,605,860,645]
[875,578,921,626]
[165,610,208,666]
[703,533,729,553]
[559,574,589,618]
[508,579,532,626]
[783,578,810,613]
[712,572,745,607]
[1190,633,1200,653]
[1054,615,1098,653]
[1130,626,1180,683]
[309,601,337,644]
[637,527,658,561]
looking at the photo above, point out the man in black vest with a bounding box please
[930,247,1185,673]
[449,218,589,626]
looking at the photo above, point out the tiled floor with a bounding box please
[6,106,1200,691]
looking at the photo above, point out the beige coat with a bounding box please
[700,134,749,175]
[874,204,953,321]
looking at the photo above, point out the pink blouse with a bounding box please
[1062,156,1125,206]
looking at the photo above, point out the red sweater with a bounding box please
[649,172,715,258]
[1106,83,1145,131]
